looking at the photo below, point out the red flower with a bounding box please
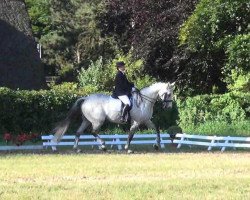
[3,133,12,143]
[4,132,41,146]
[29,133,40,143]
[15,133,29,146]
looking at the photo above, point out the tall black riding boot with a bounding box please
[121,104,130,123]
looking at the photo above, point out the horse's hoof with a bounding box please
[153,144,159,150]
[101,145,107,151]
[52,147,57,152]
[127,149,134,154]
[75,149,81,153]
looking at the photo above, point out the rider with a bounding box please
[112,61,135,122]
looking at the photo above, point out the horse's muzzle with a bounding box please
[162,100,173,109]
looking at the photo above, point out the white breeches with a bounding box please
[118,95,131,106]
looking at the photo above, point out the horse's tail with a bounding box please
[52,97,86,143]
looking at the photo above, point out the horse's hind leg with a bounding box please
[91,122,106,151]
[144,120,161,150]
[73,120,90,152]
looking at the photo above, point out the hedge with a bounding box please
[177,92,250,127]
[0,87,80,134]
[0,87,249,136]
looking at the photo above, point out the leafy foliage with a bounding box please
[177,92,250,131]
[0,85,174,135]
[77,57,107,92]
[98,0,197,85]
[179,0,250,93]
[77,52,156,92]
[0,87,81,134]
[225,34,250,91]
[25,0,51,40]
[0,86,249,135]
[26,0,118,78]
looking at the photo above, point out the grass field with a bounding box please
[0,152,250,200]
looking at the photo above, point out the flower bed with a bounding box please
[2,132,41,146]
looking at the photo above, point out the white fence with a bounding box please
[42,133,250,152]
[0,145,43,151]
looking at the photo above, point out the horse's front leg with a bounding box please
[125,122,139,153]
[144,120,161,150]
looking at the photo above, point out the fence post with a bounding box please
[92,138,97,149]
[208,136,217,151]
[160,134,165,149]
[221,136,230,152]
[231,139,236,150]
[177,133,186,149]
[115,134,123,150]
[49,135,57,151]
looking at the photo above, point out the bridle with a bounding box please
[133,91,173,105]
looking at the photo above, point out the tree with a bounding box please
[179,0,250,93]
[0,0,45,90]
[98,0,198,84]
[38,0,117,80]
[25,0,51,40]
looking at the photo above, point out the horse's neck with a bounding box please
[141,86,159,100]
[139,86,159,107]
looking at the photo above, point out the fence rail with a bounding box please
[42,133,250,152]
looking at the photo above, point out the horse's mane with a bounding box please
[141,82,167,93]
[131,82,168,107]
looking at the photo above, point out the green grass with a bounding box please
[0,153,249,200]
[182,120,250,136]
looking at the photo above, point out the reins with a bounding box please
[132,90,173,106]
[132,90,157,105]
[139,93,157,104]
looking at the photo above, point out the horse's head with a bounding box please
[158,82,175,109]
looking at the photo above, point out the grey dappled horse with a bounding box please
[52,82,175,152]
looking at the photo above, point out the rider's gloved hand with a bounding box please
[132,87,139,93]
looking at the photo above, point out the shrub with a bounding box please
[179,0,249,94]
[0,87,82,135]
[177,92,250,129]
[77,53,156,92]
[182,121,250,136]
[0,87,249,136]
[77,57,107,91]
[224,34,250,91]
[0,85,177,135]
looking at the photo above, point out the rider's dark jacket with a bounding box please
[112,70,134,99]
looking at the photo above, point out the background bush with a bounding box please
[0,86,177,135]
[0,87,249,136]
[0,87,80,135]
[179,0,249,94]
[77,53,156,92]
[177,92,250,134]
